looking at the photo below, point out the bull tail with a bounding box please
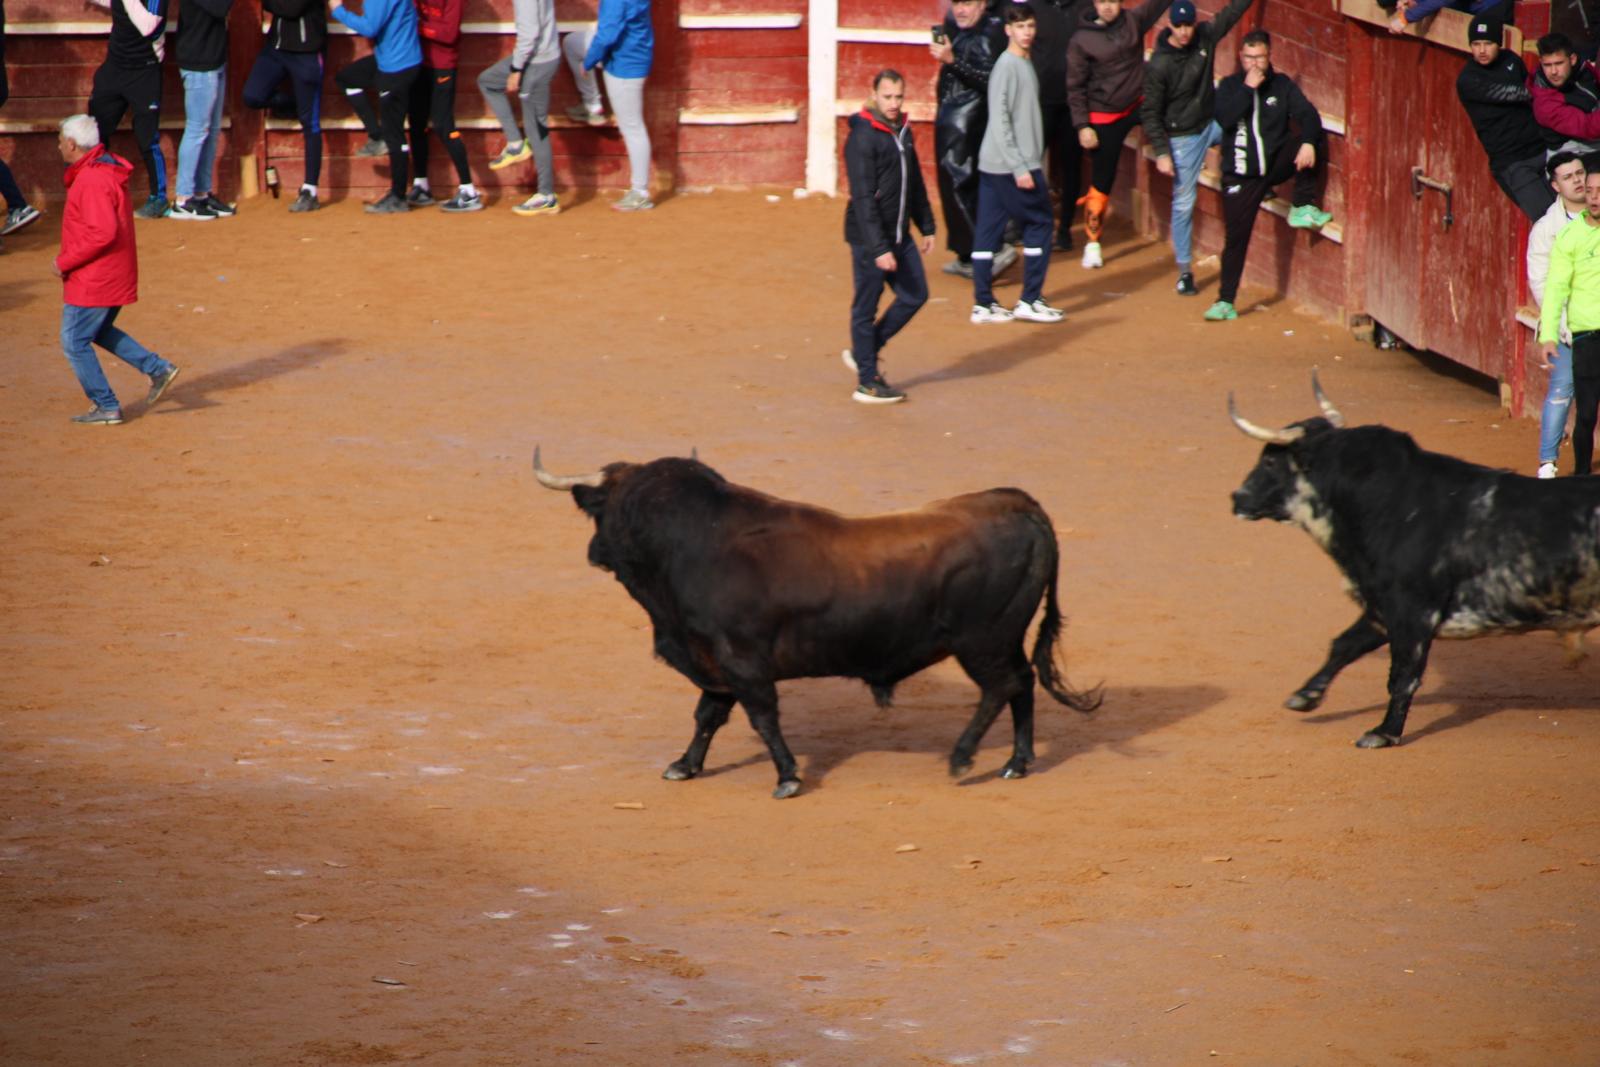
[1031,521,1103,713]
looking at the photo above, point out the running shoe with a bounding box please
[71,407,124,425]
[406,185,437,207]
[290,189,320,213]
[440,189,484,213]
[1012,299,1064,323]
[1204,300,1238,321]
[1288,204,1334,229]
[970,302,1014,324]
[202,193,237,216]
[1176,272,1198,296]
[852,377,906,405]
[564,103,608,125]
[512,193,561,216]
[1,204,42,235]
[488,141,532,170]
[612,189,655,212]
[1081,241,1103,269]
[365,192,410,214]
[169,197,218,221]
[134,196,170,219]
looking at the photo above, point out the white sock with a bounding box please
[302,184,317,197]
[460,183,478,197]
[414,177,430,192]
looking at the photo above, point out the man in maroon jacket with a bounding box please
[409,0,481,210]
[52,114,180,425]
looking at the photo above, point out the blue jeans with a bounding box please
[1540,340,1575,464]
[61,304,172,412]
[1168,121,1221,272]
[177,66,226,200]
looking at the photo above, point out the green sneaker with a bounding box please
[1288,204,1333,229]
[1204,300,1238,321]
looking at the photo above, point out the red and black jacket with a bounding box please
[842,108,936,258]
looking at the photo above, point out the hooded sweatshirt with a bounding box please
[1456,49,1543,167]
[1066,0,1173,128]
[416,0,463,69]
[57,146,139,308]
[843,108,936,256]
[262,0,326,53]
[331,0,422,72]
[509,0,559,70]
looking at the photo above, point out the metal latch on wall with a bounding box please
[1411,167,1454,229]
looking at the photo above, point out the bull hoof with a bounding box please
[1285,690,1324,712]
[1355,731,1399,749]
[772,779,802,800]
[662,762,697,781]
[948,759,974,779]
[1000,761,1028,780]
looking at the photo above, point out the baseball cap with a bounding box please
[1171,0,1197,24]
[1467,18,1501,43]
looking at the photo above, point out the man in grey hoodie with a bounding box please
[477,0,561,215]
[970,2,1063,325]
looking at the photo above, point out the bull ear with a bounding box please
[572,483,608,517]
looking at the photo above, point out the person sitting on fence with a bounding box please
[241,0,328,213]
[86,0,171,219]
[1456,17,1554,222]
[1527,150,1586,478]
[1066,0,1174,270]
[1386,0,1511,35]
[477,0,562,216]
[328,0,423,214]
[1530,33,1600,158]
[1204,29,1332,322]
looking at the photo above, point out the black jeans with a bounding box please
[1042,99,1081,243]
[242,48,325,186]
[1572,332,1600,474]
[1219,141,1323,305]
[1493,152,1557,223]
[848,235,928,384]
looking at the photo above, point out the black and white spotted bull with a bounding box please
[534,449,1101,797]
[1229,375,1600,748]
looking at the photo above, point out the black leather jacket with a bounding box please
[934,13,1004,176]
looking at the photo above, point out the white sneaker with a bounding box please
[841,348,857,372]
[1538,462,1558,479]
[993,245,1019,274]
[971,302,1014,324]
[1012,299,1064,323]
[1081,242,1103,269]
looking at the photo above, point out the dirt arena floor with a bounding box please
[2,189,1597,1067]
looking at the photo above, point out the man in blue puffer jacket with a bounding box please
[329,0,422,212]
[584,0,654,210]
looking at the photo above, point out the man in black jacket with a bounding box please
[842,70,936,406]
[932,0,1007,277]
[1205,29,1331,321]
[1458,18,1554,221]
[1141,0,1255,295]
[241,0,328,212]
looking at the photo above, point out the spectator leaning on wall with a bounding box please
[0,3,46,244]
[1530,33,1600,157]
[1539,165,1600,477]
[1387,0,1509,35]
[1527,150,1586,478]
[1141,0,1257,297]
[1456,18,1555,222]
[1204,29,1332,322]
[241,0,328,213]
[86,0,172,219]
[170,0,236,221]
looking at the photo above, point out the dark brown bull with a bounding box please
[535,450,1101,797]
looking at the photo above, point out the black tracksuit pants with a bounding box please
[848,235,928,385]
[1572,332,1600,475]
[337,57,420,197]
[242,47,325,187]
[1218,141,1322,305]
[89,63,166,199]
[408,67,472,185]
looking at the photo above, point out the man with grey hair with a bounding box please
[53,115,179,425]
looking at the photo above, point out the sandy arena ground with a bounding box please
[1,190,1597,1067]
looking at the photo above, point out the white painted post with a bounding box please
[805,0,839,195]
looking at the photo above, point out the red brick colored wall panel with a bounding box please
[678,121,803,154]
[680,55,805,95]
[678,147,803,184]
[836,42,939,107]
[680,27,805,59]
[838,0,945,31]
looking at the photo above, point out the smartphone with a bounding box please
[931,24,948,44]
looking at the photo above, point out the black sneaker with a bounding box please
[406,185,436,207]
[1176,272,1198,296]
[71,407,124,425]
[852,378,906,405]
[202,193,237,216]
[134,195,170,219]
[365,192,410,214]
[290,189,320,213]
[146,364,181,406]
[170,196,218,221]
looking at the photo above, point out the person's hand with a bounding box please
[506,70,521,94]
[1294,143,1316,170]
[1541,341,1560,369]
[930,40,954,63]
[919,234,935,254]
[1016,171,1036,190]
[1078,126,1098,150]
[875,251,897,271]
[51,261,63,279]
[1156,153,1174,177]
[1244,65,1268,89]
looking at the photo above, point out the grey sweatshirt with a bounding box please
[979,50,1045,178]
[512,0,559,68]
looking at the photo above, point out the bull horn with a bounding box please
[1228,393,1306,445]
[1310,370,1346,427]
[532,446,605,490]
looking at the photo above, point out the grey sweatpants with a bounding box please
[602,71,650,193]
[477,55,559,195]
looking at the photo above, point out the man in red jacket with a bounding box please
[53,114,179,425]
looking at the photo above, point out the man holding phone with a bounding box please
[930,0,1009,278]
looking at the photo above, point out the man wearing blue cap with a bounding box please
[1141,0,1255,296]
